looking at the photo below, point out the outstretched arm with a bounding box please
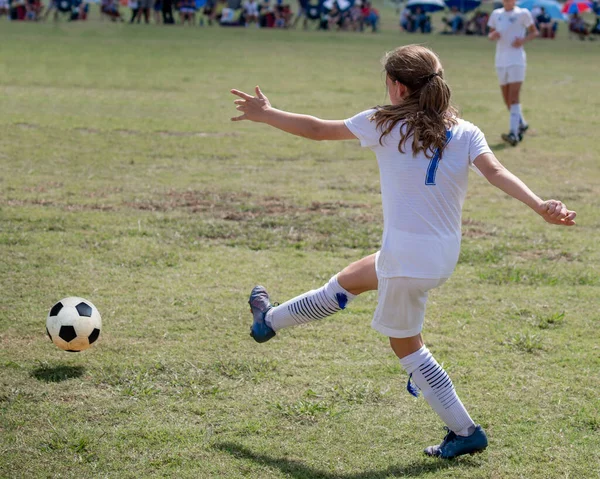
[473,152,576,226]
[230,86,357,141]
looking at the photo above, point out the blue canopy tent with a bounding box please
[406,0,445,12]
[444,0,481,12]
[518,0,565,19]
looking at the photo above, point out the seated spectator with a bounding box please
[536,7,556,38]
[569,12,590,39]
[178,0,196,24]
[465,10,488,35]
[25,0,42,19]
[274,2,291,26]
[345,2,359,30]
[412,6,430,33]
[326,2,341,29]
[360,0,378,32]
[219,4,244,23]
[11,0,28,19]
[71,0,88,19]
[101,0,123,20]
[258,0,275,26]
[593,15,600,34]
[243,0,258,25]
[441,6,464,34]
[399,6,413,32]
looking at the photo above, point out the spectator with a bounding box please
[162,0,174,22]
[442,6,464,34]
[25,0,42,19]
[536,7,556,38]
[243,0,259,26]
[134,0,151,22]
[291,0,308,28]
[593,15,600,35]
[129,0,140,22]
[153,0,162,23]
[41,0,59,20]
[178,0,196,24]
[0,0,8,17]
[569,12,590,40]
[258,0,275,27]
[274,2,291,26]
[413,6,430,33]
[360,0,378,32]
[101,0,124,21]
[400,6,413,32]
[348,1,362,30]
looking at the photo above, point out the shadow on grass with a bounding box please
[31,364,86,382]
[488,142,511,152]
[214,442,481,478]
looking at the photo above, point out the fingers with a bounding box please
[230,113,247,122]
[230,89,253,100]
[255,85,266,99]
[542,200,577,226]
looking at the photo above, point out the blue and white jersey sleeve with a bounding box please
[344,109,380,148]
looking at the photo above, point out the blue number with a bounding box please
[425,130,453,186]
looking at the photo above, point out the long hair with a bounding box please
[371,45,458,159]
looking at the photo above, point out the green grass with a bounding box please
[1,13,600,479]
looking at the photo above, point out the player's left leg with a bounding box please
[377,277,487,459]
[391,335,488,459]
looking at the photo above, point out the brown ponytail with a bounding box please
[371,45,458,159]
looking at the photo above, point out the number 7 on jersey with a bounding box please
[425,130,453,186]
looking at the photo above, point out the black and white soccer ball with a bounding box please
[46,297,102,352]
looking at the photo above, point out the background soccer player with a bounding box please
[488,0,538,146]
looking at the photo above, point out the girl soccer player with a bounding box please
[488,0,538,146]
[230,45,576,459]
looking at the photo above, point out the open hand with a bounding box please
[230,86,272,122]
[537,200,577,226]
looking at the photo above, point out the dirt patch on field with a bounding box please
[5,198,115,211]
[125,191,368,219]
[461,218,497,238]
[514,250,578,262]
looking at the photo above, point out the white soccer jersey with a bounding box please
[488,6,534,67]
[344,110,491,279]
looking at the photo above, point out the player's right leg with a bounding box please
[248,253,378,343]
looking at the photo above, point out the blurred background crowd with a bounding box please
[1,0,599,38]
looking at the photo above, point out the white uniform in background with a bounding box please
[488,6,534,85]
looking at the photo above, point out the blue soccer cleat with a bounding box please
[248,286,276,343]
[424,425,488,459]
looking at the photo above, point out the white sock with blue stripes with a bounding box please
[265,275,356,331]
[510,104,522,136]
[400,346,475,437]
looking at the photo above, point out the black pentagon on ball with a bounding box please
[76,302,92,317]
[46,326,52,340]
[88,328,100,344]
[59,325,78,342]
[49,302,64,317]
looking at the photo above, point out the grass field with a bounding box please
[1,13,599,479]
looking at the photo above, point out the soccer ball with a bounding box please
[46,297,102,352]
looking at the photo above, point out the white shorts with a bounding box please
[496,65,526,86]
[372,252,448,338]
